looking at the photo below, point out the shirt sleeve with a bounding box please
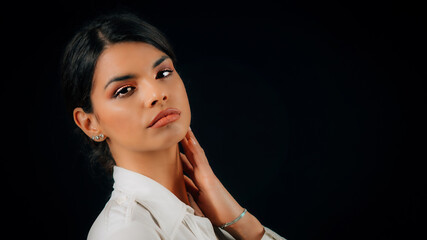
[261,226,286,240]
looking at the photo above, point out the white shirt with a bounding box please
[88,166,285,240]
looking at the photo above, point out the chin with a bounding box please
[175,118,190,142]
[154,110,190,147]
[161,121,189,146]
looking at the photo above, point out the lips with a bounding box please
[148,108,181,128]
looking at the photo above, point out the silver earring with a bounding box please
[92,133,104,141]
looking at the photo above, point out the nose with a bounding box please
[142,78,169,108]
[147,92,168,108]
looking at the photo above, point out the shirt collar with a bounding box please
[112,166,194,235]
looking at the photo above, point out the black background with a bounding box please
[3,1,426,239]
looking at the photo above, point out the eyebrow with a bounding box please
[104,56,170,90]
[104,74,136,89]
[152,55,169,69]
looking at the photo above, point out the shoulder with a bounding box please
[103,222,163,240]
[87,191,164,240]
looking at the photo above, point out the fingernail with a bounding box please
[189,126,192,131]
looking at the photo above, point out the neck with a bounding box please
[113,143,189,205]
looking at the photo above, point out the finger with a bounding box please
[183,175,200,198]
[180,134,193,157]
[181,130,196,151]
[185,128,205,157]
[187,192,205,217]
[186,127,199,145]
[181,127,208,168]
[180,137,197,167]
[180,152,194,177]
[181,130,203,160]
[180,135,189,152]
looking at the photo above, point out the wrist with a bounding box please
[222,211,265,240]
[202,177,245,226]
[219,208,248,229]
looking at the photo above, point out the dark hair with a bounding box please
[61,12,176,174]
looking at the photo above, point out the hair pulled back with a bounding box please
[61,12,176,174]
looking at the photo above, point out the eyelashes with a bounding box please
[113,85,135,98]
[155,69,173,79]
[113,69,174,99]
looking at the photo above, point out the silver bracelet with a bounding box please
[219,208,248,229]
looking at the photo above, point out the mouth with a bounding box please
[148,108,181,129]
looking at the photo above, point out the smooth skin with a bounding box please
[73,42,265,239]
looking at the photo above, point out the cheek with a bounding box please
[90,88,148,149]
[98,104,146,144]
[173,78,191,122]
[91,76,191,151]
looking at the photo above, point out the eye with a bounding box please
[156,69,173,79]
[113,85,135,98]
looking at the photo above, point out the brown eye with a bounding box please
[155,69,173,79]
[113,85,135,98]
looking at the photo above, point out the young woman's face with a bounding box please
[90,42,191,154]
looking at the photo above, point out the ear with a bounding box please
[73,107,102,139]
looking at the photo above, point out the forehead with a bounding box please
[93,42,164,83]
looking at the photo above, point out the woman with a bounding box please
[61,12,285,240]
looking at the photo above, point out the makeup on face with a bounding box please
[90,42,191,154]
[148,108,182,129]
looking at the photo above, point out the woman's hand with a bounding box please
[179,127,265,240]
